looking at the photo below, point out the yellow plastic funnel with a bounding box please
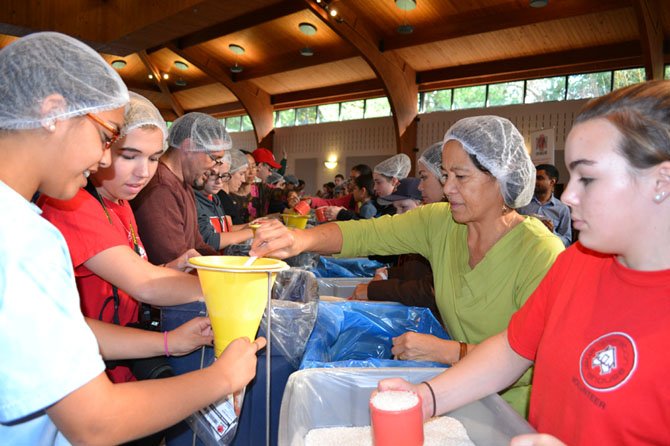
[188,256,289,357]
[281,213,309,229]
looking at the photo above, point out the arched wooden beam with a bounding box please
[169,44,274,148]
[303,0,418,164]
[138,50,185,117]
[632,0,664,80]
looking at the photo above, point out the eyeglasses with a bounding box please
[204,149,227,165]
[87,113,120,150]
[211,171,232,182]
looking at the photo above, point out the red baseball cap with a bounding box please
[253,148,281,169]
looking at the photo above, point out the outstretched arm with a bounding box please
[249,218,343,259]
[47,336,265,446]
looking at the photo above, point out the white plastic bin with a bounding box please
[278,367,535,446]
[317,277,371,298]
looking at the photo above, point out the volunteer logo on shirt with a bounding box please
[579,332,637,392]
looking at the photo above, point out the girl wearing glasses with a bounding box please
[40,92,211,384]
[194,158,253,252]
[0,33,263,445]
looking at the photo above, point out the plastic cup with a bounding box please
[369,390,424,446]
[188,256,289,357]
[315,206,327,222]
[281,214,309,229]
[293,200,310,216]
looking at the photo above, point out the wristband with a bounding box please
[422,381,437,418]
[163,331,170,357]
[458,341,467,361]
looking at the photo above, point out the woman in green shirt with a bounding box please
[250,115,564,415]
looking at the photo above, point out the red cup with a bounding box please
[369,390,423,446]
[293,200,310,216]
[315,206,327,222]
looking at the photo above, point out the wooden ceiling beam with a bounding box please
[176,0,306,49]
[632,0,664,80]
[304,0,418,164]
[417,41,643,88]
[191,101,245,118]
[138,50,185,117]
[382,0,630,52]
[170,44,273,146]
[272,79,385,108]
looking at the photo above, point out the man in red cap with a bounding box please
[250,148,281,217]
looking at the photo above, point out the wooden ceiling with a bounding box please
[0,0,668,152]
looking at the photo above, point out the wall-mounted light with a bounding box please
[228,44,245,74]
[395,0,416,10]
[324,155,338,169]
[111,60,126,69]
[529,0,548,7]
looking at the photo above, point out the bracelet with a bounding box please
[422,381,437,418]
[458,341,467,361]
[163,331,170,357]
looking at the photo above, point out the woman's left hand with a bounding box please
[510,434,566,446]
[392,332,456,363]
[167,316,214,356]
[164,248,200,273]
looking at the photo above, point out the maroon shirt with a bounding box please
[131,162,217,265]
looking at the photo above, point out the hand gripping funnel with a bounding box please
[188,256,289,357]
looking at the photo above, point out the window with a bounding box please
[240,115,253,131]
[452,85,486,110]
[525,76,566,103]
[295,107,317,126]
[422,89,452,113]
[364,97,391,118]
[613,68,645,90]
[275,109,295,128]
[317,103,340,123]
[225,116,241,132]
[340,100,365,121]
[487,81,524,107]
[567,71,611,100]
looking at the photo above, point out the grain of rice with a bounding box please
[370,390,418,411]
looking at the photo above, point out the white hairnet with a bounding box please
[418,142,443,180]
[0,32,128,130]
[443,115,535,208]
[267,172,284,185]
[229,149,249,174]
[374,153,411,180]
[167,112,232,154]
[123,92,168,152]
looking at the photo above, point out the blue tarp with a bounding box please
[310,256,384,278]
[300,301,450,369]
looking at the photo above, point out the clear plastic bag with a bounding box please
[186,389,245,446]
[258,268,319,368]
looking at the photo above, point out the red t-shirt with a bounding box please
[508,243,670,445]
[40,189,148,383]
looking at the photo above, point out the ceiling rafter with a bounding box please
[272,79,385,109]
[170,43,273,145]
[303,0,418,161]
[138,50,185,117]
[632,0,664,80]
[380,0,631,52]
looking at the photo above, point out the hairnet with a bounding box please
[267,172,284,185]
[418,142,443,180]
[443,115,535,208]
[374,153,411,180]
[228,149,249,174]
[122,92,168,152]
[0,32,128,130]
[167,112,232,154]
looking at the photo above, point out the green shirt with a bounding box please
[336,203,564,415]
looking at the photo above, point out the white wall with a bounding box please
[230,98,590,194]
